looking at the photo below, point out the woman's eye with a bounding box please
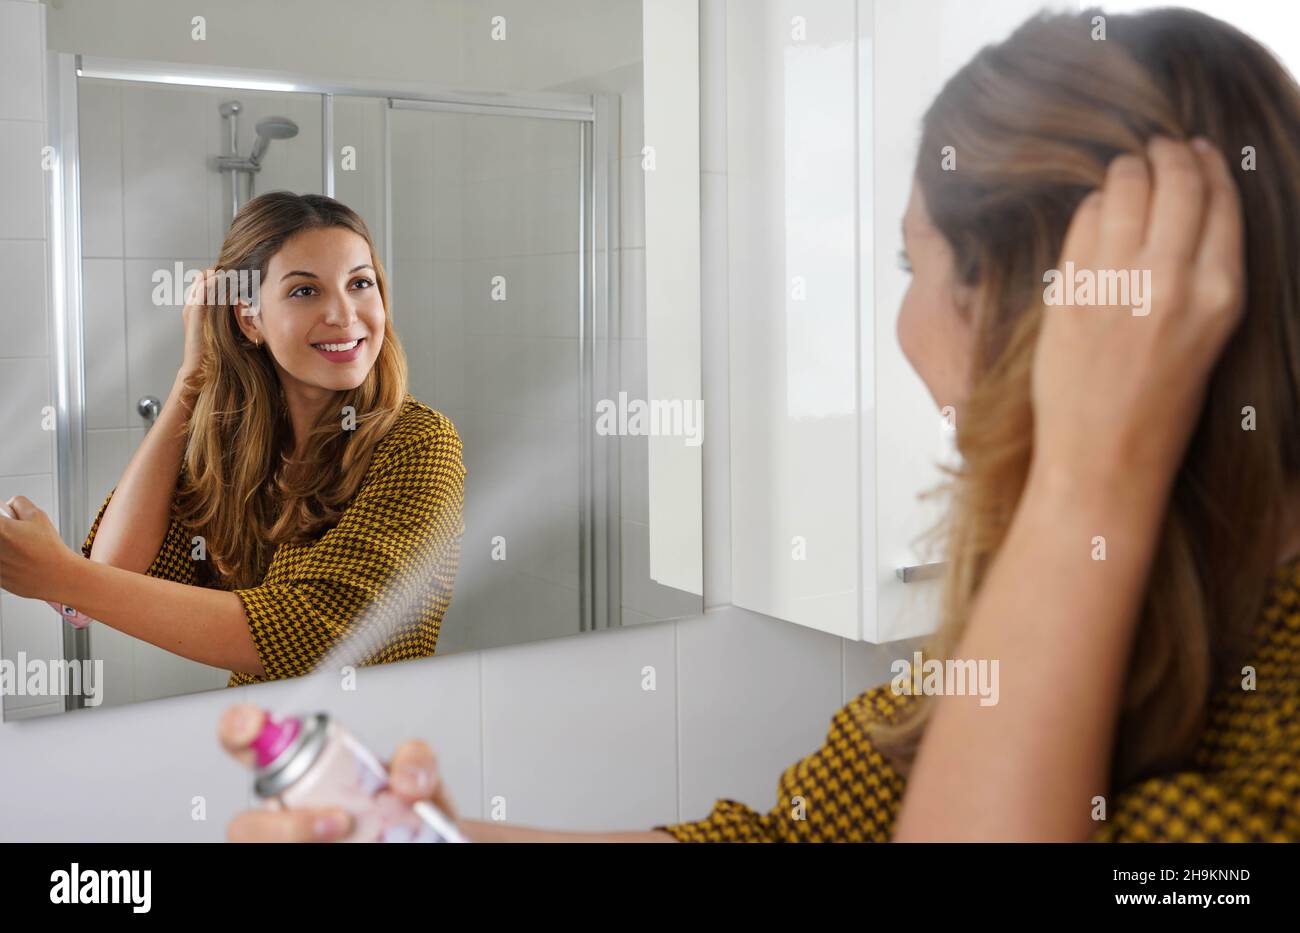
[288,279,372,297]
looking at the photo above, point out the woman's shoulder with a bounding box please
[374,396,461,459]
[363,396,464,490]
[842,679,917,730]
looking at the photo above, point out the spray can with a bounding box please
[250,711,469,843]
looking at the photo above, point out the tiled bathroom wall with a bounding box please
[0,0,61,723]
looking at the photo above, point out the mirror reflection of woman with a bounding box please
[0,192,466,687]
[217,7,1300,841]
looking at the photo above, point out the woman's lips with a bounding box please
[312,337,365,363]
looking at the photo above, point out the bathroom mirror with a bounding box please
[0,0,701,719]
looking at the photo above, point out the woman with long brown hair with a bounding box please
[0,192,465,687]
[219,6,1293,840]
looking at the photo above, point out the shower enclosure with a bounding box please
[44,53,627,710]
[215,102,302,228]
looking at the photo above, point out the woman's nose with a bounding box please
[321,294,359,327]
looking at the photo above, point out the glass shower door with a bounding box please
[76,77,323,708]
[388,107,585,654]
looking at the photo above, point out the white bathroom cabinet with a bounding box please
[726,0,1051,642]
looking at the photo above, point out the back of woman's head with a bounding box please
[870,7,1300,787]
[179,192,409,589]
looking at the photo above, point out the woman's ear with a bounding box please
[233,299,262,343]
[952,280,980,327]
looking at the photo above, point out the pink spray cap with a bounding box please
[251,712,303,768]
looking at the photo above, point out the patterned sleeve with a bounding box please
[657,686,910,842]
[81,487,198,585]
[230,417,466,682]
[1090,769,1300,842]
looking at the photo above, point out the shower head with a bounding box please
[249,116,300,165]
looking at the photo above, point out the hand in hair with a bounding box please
[180,267,221,381]
[1030,135,1245,490]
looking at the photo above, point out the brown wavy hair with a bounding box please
[174,192,409,589]
[868,8,1300,789]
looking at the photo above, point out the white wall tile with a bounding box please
[0,357,53,475]
[1,592,77,717]
[332,94,388,258]
[122,257,200,427]
[130,639,230,705]
[391,254,436,401]
[504,571,580,645]
[83,426,129,518]
[512,414,579,587]
[620,85,644,163]
[462,254,526,337]
[480,622,677,831]
[86,610,139,709]
[431,113,464,190]
[0,685,254,841]
[77,80,124,258]
[1,590,67,714]
[520,336,578,422]
[0,238,49,358]
[431,171,464,262]
[523,165,580,256]
[464,177,511,260]
[81,258,129,429]
[526,251,579,339]
[120,85,212,259]
[676,605,844,820]
[0,0,44,123]
[0,119,47,239]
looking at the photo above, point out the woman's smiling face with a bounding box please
[234,225,386,394]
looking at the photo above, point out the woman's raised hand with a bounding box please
[178,267,219,382]
[1030,136,1246,491]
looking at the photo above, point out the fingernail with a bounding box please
[314,810,350,839]
[397,765,432,794]
[231,705,261,738]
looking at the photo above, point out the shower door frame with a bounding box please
[46,53,621,712]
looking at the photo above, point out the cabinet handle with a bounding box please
[896,561,945,583]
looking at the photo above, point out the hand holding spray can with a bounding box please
[0,501,94,628]
[251,711,469,843]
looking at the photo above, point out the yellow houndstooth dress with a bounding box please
[659,555,1300,842]
[81,395,465,687]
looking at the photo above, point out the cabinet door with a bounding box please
[730,0,1055,642]
[729,0,862,638]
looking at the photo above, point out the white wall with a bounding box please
[0,0,60,723]
[0,0,922,840]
